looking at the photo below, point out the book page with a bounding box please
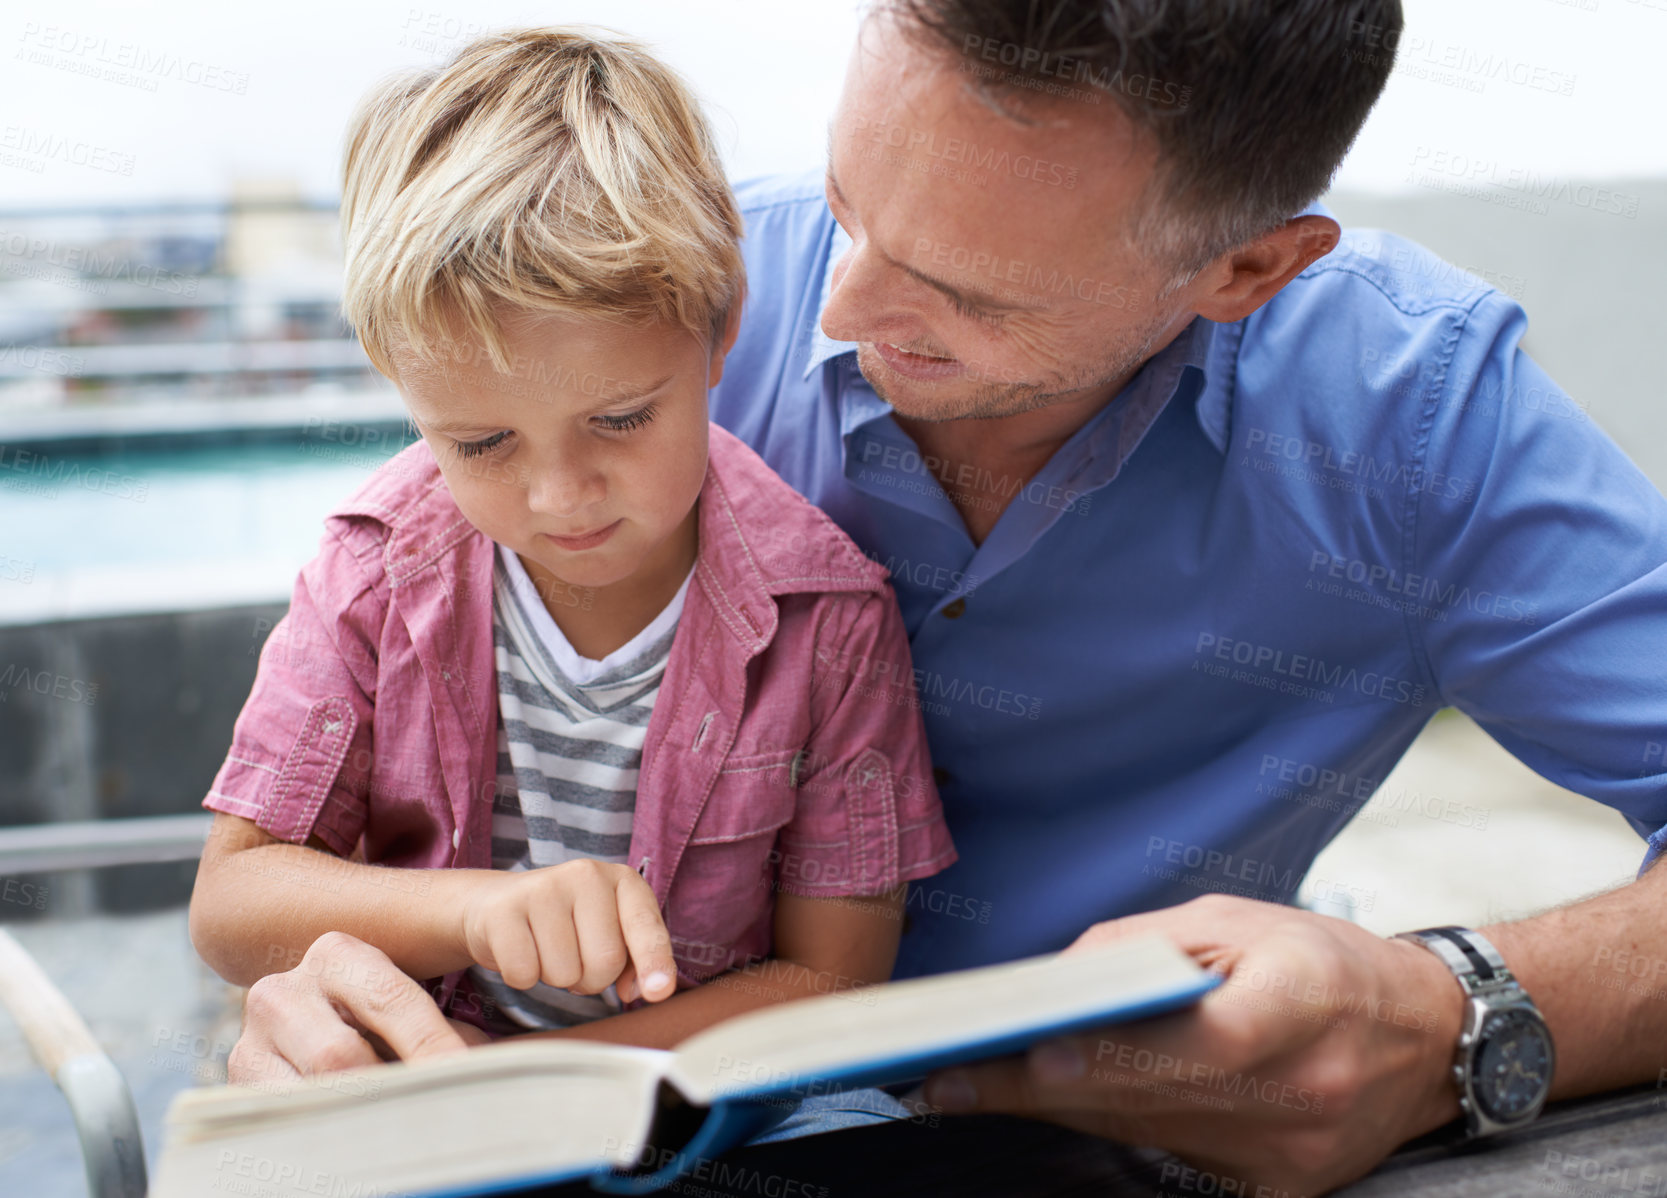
[152,1042,671,1198]
[667,934,1211,1105]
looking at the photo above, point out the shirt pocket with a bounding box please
[667,747,803,981]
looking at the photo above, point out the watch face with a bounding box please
[1470,1008,1553,1122]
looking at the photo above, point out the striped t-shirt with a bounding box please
[466,543,692,1029]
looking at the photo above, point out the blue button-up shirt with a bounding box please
[710,172,1667,980]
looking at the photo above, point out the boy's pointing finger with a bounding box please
[615,872,676,1002]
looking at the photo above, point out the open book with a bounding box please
[152,935,1217,1197]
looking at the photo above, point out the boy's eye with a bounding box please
[454,431,510,459]
[595,403,659,433]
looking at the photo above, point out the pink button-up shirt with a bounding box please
[204,423,956,1024]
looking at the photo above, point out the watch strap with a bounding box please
[1394,926,1514,995]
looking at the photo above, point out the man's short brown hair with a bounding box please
[893,0,1403,273]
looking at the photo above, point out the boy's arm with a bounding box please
[190,814,677,1000]
[526,886,906,1049]
[193,529,423,985]
[193,807,897,1043]
[191,813,488,986]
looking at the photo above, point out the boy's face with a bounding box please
[392,310,732,595]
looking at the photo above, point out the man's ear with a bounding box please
[707,285,747,389]
[1190,215,1340,324]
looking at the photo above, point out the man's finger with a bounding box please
[1063,895,1254,967]
[301,933,469,1066]
[1005,1028,1263,1118]
[927,1051,1160,1119]
[226,1029,303,1089]
[925,1056,1034,1115]
[919,958,1328,1125]
[922,1055,1158,1144]
[444,1017,495,1048]
[1004,997,1292,1104]
[240,970,382,1080]
[332,975,469,1065]
[614,871,676,1002]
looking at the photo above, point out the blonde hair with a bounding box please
[340,26,744,378]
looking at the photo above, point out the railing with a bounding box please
[0,814,214,1198]
[0,814,212,874]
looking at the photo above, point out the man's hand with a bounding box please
[922,895,1466,1195]
[457,859,676,1003]
[227,931,485,1089]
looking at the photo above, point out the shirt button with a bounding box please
[451,828,461,850]
[932,767,953,787]
[942,598,967,619]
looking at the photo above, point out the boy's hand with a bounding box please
[458,860,677,1003]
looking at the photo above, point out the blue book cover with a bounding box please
[152,935,1218,1198]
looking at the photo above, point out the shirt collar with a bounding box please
[1085,313,1215,487]
[1191,319,1235,456]
[802,221,858,380]
[1190,197,1335,455]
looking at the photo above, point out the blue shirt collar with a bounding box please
[802,222,858,380]
[1190,197,1335,454]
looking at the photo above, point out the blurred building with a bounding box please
[0,178,387,410]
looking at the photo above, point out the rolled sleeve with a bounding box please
[1415,292,1667,861]
[1638,823,1667,877]
[781,590,958,897]
[204,532,381,857]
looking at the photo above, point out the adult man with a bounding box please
[231,1,1667,1191]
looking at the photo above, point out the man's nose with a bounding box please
[821,237,901,345]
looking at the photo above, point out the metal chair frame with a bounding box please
[0,813,215,1198]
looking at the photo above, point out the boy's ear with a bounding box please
[706,287,747,389]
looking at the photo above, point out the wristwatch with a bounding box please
[1393,926,1555,1138]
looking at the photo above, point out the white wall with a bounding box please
[2,0,1663,205]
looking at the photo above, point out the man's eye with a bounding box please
[950,295,1005,325]
[454,431,510,459]
[596,403,659,433]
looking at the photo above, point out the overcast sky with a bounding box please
[2,0,1664,208]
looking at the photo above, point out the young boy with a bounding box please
[189,27,956,1047]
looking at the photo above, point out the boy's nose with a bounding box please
[524,455,606,519]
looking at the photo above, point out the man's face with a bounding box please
[392,312,714,594]
[822,16,1190,422]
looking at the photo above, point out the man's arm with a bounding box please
[1486,860,1666,1100]
[924,867,1667,1195]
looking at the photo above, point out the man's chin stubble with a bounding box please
[855,347,1162,424]
[854,347,1065,422]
